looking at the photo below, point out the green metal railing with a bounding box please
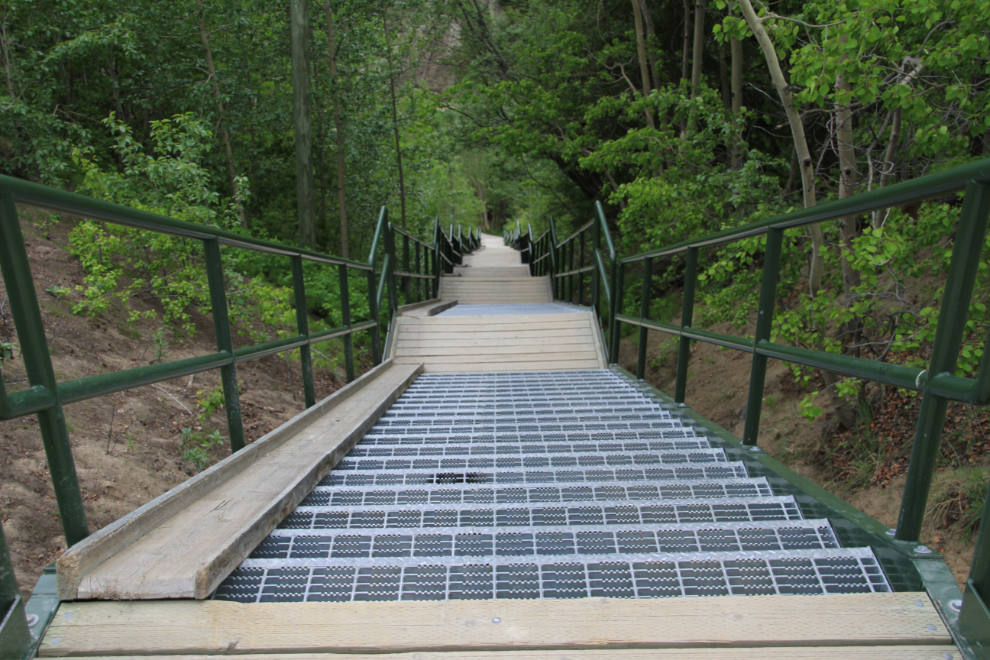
[513,204,618,361]
[0,176,473,657]
[534,159,990,656]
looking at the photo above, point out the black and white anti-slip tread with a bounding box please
[215,370,891,602]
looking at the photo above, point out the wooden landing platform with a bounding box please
[40,593,955,658]
[392,311,607,372]
[55,361,422,601]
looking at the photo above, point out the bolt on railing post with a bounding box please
[741,227,784,446]
[338,263,356,382]
[897,180,990,542]
[0,191,89,545]
[367,267,382,365]
[0,522,31,657]
[636,258,652,380]
[203,238,245,453]
[674,247,699,404]
[291,255,316,409]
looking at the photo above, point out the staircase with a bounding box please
[215,369,889,603]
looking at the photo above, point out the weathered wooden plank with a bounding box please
[418,360,609,372]
[57,362,423,601]
[402,314,587,326]
[398,330,594,341]
[398,351,599,364]
[397,336,596,349]
[397,343,597,357]
[40,594,951,657]
[60,648,961,660]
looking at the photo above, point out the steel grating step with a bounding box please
[297,479,777,507]
[333,449,729,471]
[348,438,713,456]
[252,520,841,560]
[283,496,805,530]
[360,429,705,444]
[319,463,749,487]
[215,548,889,603]
[216,369,891,602]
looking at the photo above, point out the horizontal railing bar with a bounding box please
[392,227,432,249]
[532,252,550,264]
[233,336,308,363]
[614,312,983,395]
[58,352,233,405]
[1,175,374,271]
[620,157,990,264]
[556,219,595,248]
[555,266,594,278]
[1,385,56,419]
[394,271,433,280]
[310,319,377,343]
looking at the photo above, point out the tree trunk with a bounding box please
[629,0,655,129]
[737,0,851,426]
[729,5,743,168]
[684,0,708,136]
[0,15,13,99]
[718,43,730,111]
[835,68,860,297]
[290,0,316,248]
[639,0,661,92]
[681,0,691,83]
[735,0,822,292]
[322,0,349,258]
[196,0,246,229]
[382,9,407,229]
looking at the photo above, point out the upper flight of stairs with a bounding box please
[441,233,552,304]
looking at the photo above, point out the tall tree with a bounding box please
[630,0,655,128]
[382,6,406,229]
[195,0,245,228]
[290,0,316,248]
[322,0,349,257]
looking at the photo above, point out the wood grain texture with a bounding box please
[58,362,423,601]
[40,594,951,656]
[57,649,961,660]
[391,308,606,373]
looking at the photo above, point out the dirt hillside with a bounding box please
[1,209,363,600]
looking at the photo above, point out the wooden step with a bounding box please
[55,361,423,601]
[39,593,952,657]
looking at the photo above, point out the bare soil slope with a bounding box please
[1,210,359,599]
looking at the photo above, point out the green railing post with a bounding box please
[591,216,601,311]
[0,191,89,546]
[579,230,586,305]
[549,216,558,299]
[291,256,316,409]
[970,481,990,607]
[203,238,245,452]
[896,180,990,542]
[402,233,410,305]
[367,268,382,365]
[338,264,356,382]
[0,523,31,659]
[636,258,652,380]
[609,260,622,364]
[415,242,422,302]
[385,224,398,313]
[674,247,699,404]
[741,227,785,446]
